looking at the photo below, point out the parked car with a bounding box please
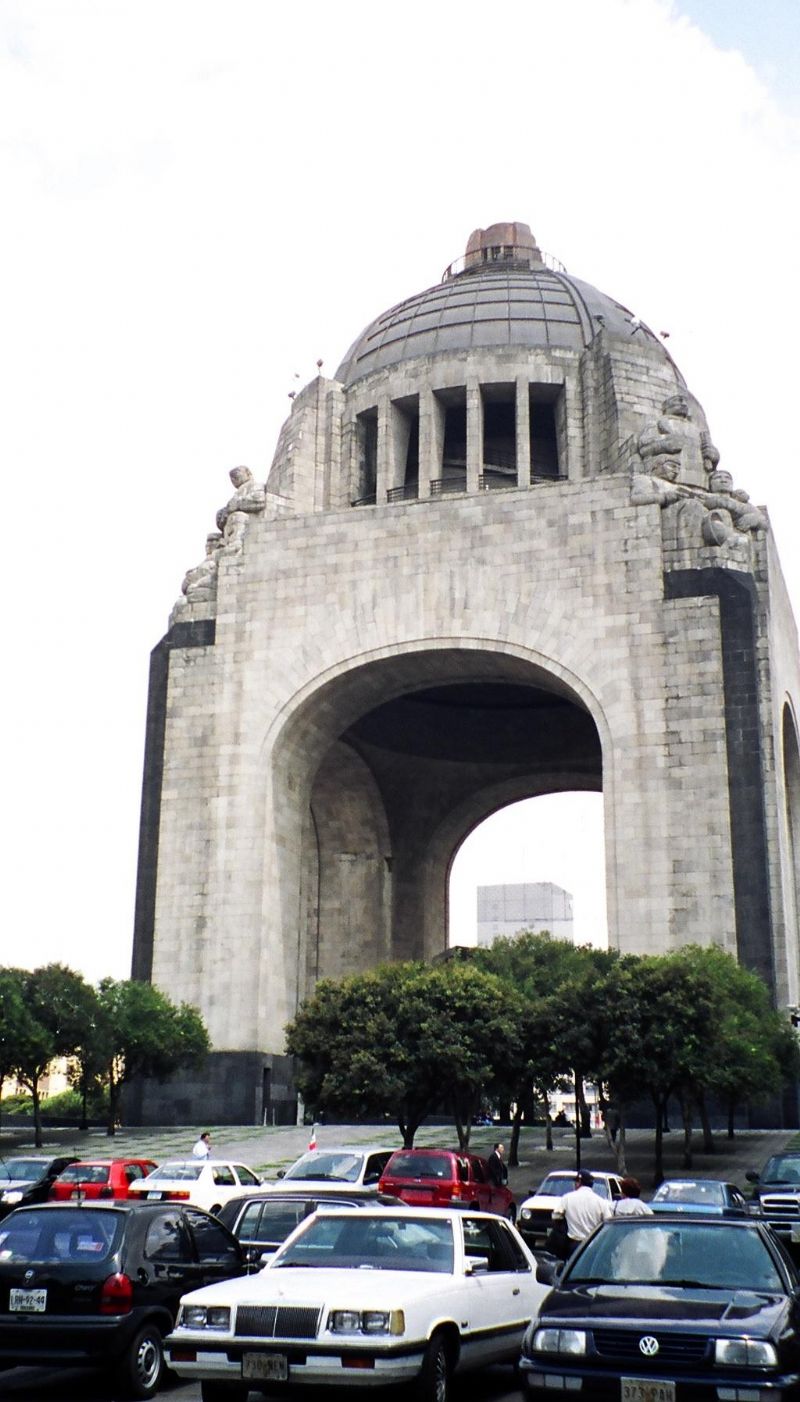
[520,1215,800,1399]
[49,1158,159,1202]
[271,1145,396,1190]
[128,1160,261,1215]
[216,1187,403,1263]
[746,1152,800,1247]
[0,1200,246,1398]
[517,1169,623,1245]
[167,1204,550,1400]
[650,1177,754,1217]
[0,1156,78,1219]
[378,1147,516,1219]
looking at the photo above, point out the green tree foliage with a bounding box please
[8,965,99,1147]
[286,960,521,1148]
[96,979,210,1135]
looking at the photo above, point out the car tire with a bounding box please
[114,1322,164,1400]
[419,1330,452,1402]
[200,1382,250,1402]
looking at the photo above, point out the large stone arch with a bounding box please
[261,639,610,1011]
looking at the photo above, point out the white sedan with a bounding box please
[128,1159,262,1215]
[166,1205,551,1400]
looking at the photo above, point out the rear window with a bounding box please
[147,1163,203,1182]
[284,1152,363,1184]
[0,1209,122,1264]
[56,1164,111,1185]
[384,1153,453,1180]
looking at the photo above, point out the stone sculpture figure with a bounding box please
[630,459,686,508]
[637,393,720,489]
[181,532,223,600]
[216,465,267,550]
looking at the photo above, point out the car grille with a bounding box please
[234,1305,321,1339]
[761,1195,800,1221]
[592,1329,709,1364]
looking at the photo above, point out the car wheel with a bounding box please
[200,1382,250,1402]
[419,1330,452,1402]
[114,1322,164,1400]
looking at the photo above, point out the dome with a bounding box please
[336,222,668,387]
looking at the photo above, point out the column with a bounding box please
[466,378,483,493]
[418,388,444,498]
[516,377,531,487]
[375,394,392,504]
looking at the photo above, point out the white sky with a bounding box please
[2,0,800,980]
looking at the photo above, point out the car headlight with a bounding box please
[715,1338,777,1368]
[329,1309,405,1335]
[180,1305,231,1330]
[520,1208,532,1220]
[1,1192,23,1204]
[532,1328,587,1355]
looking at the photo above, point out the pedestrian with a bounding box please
[192,1131,211,1159]
[551,1169,612,1253]
[612,1176,652,1216]
[486,1142,508,1187]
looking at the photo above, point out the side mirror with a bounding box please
[745,1171,759,1184]
[259,1251,276,1268]
[465,1257,489,1275]
[276,1170,285,1179]
[535,1256,563,1286]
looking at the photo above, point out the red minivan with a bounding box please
[378,1148,516,1219]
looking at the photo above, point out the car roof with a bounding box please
[224,1189,401,1206]
[295,1146,396,1155]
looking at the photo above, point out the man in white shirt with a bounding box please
[192,1132,211,1159]
[553,1169,612,1250]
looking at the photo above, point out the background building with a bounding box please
[476,882,574,946]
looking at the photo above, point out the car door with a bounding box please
[142,1209,199,1312]
[184,1208,245,1287]
[469,1156,493,1211]
[459,1216,534,1366]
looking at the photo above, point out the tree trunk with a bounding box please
[680,1092,693,1168]
[80,1076,89,1133]
[727,1097,736,1140]
[577,1077,592,1138]
[653,1094,665,1186]
[107,1065,118,1136]
[32,1082,42,1149]
[698,1093,715,1153]
[616,1110,628,1176]
[509,1102,523,1168]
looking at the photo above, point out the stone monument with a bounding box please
[130,221,800,1125]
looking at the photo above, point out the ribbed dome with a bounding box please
[336,262,668,388]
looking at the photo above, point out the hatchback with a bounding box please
[0,1156,78,1219]
[378,1147,516,1218]
[0,1200,245,1397]
[49,1158,158,1202]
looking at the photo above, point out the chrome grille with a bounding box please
[592,1329,709,1363]
[235,1304,321,1339]
[761,1195,800,1220]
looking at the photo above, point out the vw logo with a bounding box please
[23,1270,35,1285]
[639,1336,660,1357]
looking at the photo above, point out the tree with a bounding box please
[0,968,29,1129]
[9,964,98,1147]
[96,979,209,1134]
[286,960,521,1148]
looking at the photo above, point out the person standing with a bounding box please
[486,1143,508,1187]
[612,1177,652,1216]
[192,1132,211,1159]
[552,1169,612,1252]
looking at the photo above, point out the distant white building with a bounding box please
[476,882,573,946]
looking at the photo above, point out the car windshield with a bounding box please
[653,1182,725,1206]
[0,1159,47,1182]
[146,1163,203,1182]
[760,1156,800,1184]
[568,1221,783,1291]
[537,1174,609,1200]
[284,1153,363,1183]
[0,1209,123,1264]
[384,1153,450,1180]
[56,1164,111,1185]
[274,1214,455,1272]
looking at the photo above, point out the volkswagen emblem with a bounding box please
[23,1269,35,1285]
[639,1336,660,1357]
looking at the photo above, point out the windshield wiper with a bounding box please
[274,1261,320,1269]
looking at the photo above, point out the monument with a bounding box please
[130,221,800,1125]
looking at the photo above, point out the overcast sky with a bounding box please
[3,0,800,980]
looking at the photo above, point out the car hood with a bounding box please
[542,1283,789,1332]
[177,1265,457,1309]
[520,1194,564,1210]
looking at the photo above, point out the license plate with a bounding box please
[9,1288,47,1313]
[622,1379,675,1402]
[242,1352,288,1381]
[147,1191,163,1200]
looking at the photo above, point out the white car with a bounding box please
[166,1205,551,1400]
[268,1145,396,1191]
[518,1169,624,1246]
[128,1159,262,1215]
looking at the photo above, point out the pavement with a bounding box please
[2,1118,798,1199]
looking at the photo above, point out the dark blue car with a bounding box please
[650,1178,754,1218]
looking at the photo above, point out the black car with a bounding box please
[216,1187,403,1262]
[746,1152,800,1248]
[521,1215,800,1401]
[0,1200,246,1397]
[0,1155,77,1219]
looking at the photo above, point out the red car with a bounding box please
[378,1147,516,1219]
[49,1158,158,1202]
